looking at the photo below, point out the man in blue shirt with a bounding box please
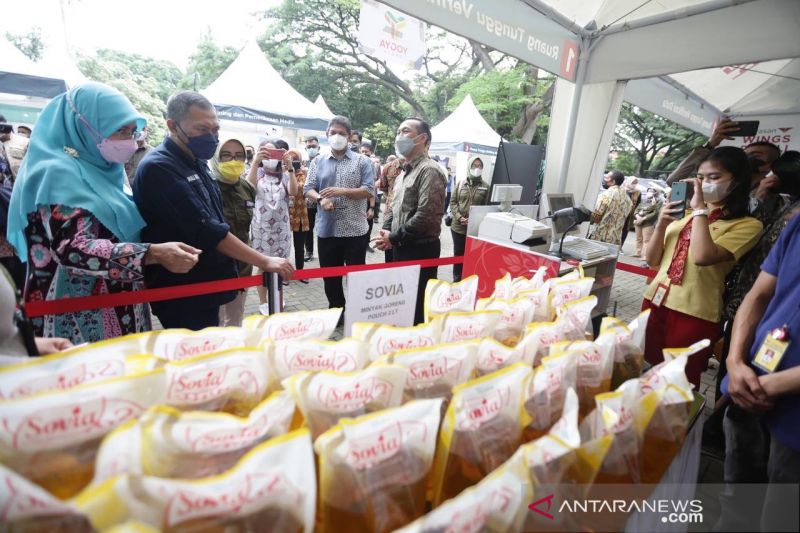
[719,211,800,531]
[134,92,293,330]
[304,116,375,315]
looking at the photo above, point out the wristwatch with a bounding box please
[692,209,709,218]
[701,142,714,150]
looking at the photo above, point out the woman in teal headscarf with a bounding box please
[7,82,200,344]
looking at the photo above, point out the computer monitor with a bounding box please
[545,193,579,235]
[490,184,523,211]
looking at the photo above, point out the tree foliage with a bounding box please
[181,31,239,90]
[612,103,705,177]
[77,50,183,145]
[6,28,44,61]
[363,122,396,158]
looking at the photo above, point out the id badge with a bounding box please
[651,282,670,307]
[753,328,790,373]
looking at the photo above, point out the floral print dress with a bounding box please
[251,169,291,260]
[24,205,151,343]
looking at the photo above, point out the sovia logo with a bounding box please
[528,493,556,520]
[383,11,407,40]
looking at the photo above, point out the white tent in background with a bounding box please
[38,45,88,89]
[430,94,502,155]
[202,40,329,147]
[429,94,503,182]
[313,95,335,119]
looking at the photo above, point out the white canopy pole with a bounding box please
[555,37,590,194]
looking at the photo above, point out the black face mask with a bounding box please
[602,181,610,189]
[292,160,302,172]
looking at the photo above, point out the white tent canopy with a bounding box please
[313,95,335,119]
[430,94,502,155]
[0,38,68,98]
[381,0,800,206]
[202,40,329,132]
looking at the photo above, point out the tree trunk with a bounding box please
[470,41,495,72]
[512,81,554,144]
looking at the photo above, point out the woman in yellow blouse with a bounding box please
[643,147,763,387]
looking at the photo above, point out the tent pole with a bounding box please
[520,0,592,37]
[555,36,595,194]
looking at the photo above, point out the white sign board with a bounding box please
[720,114,800,154]
[358,0,427,70]
[344,264,421,336]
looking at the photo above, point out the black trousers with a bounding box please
[155,305,220,330]
[292,231,307,270]
[450,229,467,282]
[305,207,317,255]
[393,239,441,325]
[318,233,369,309]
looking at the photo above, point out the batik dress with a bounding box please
[23,205,152,343]
[251,169,292,260]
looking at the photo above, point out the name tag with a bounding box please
[753,328,791,373]
[186,174,200,182]
[245,200,255,208]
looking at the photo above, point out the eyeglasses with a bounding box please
[113,126,138,139]
[219,153,246,162]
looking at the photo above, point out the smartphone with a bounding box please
[266,148,286,160]
[730,120,760,137]
[670,181,688,220]
[291,160,302,172]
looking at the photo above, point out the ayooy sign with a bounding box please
[358,0,427,69]
[345,264,421,335]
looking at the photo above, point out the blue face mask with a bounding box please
[177,123,219,160]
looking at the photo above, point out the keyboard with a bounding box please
[560,238,609,260]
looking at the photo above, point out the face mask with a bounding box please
[264,159,281,172]
[702,181,733,203]
[307,147,319,158]
[349,143,359,151]
[394,134,419,157]
[177,123,219,160]
[469,168,483,179]
[328,134,347,151]
[601,181,610,189]
[217,160,245,183]
[98,138,138,164]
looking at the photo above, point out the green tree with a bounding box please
[612,103,705,177]
[6,27,44,61]
[448,65,554,143]
[181,31,239,90]
[77,50,182,146]
[363,122,396,158]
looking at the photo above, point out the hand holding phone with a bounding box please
[669,181,688,220]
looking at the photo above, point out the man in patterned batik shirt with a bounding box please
[374,117,447,325]
[304,116,375,318]
[588,170,633,246]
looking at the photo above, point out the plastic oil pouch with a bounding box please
[269,338,369,382]
[661,338,712,364]
[0,463,92,532]
[638,381,693,484]
[0,349,159,400]
[550,277,595,313]
[395,449,531,533]
[352,320,441,362]
[521,388,581,532]
[243,307,342,342]
[572,335,615,418]
[492,273,513,300]
[0,370,166,500]
[475,297,536,346]
[93,391,295,484]
[386,341,479,403]
[284,364,407,439]
[475,337,529,376]
[439,310,502,344]
[521,321,566,367]
[601,310,651,389]
[523,351,579,442]
[57,328,265,363]
[315,398,444,533]
[556,295,598,341]
[77,429,317,533]
[431,363,532,506]
[424,275,479,321]
[163,348,272,416]
[511,266,550,295]
[518,286,554,322]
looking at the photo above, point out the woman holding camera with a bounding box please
[642,147,763,387]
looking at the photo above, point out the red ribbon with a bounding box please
[615,262,658,278]
[24,256,464,317]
